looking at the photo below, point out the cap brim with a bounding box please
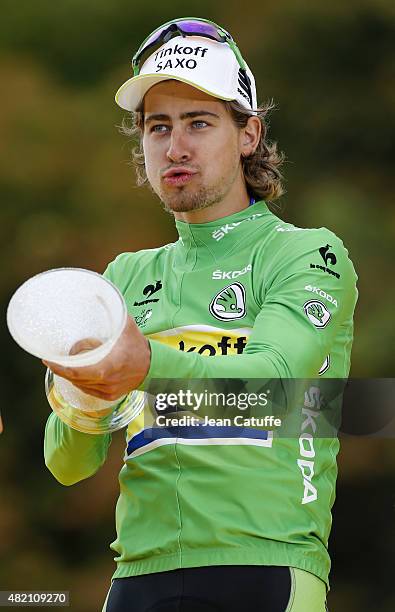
[115,72,234,111]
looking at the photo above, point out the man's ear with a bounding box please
[241,116,262,157]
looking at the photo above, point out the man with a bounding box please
[44,18,358,611]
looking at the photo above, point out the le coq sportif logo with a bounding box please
[134,280,162,306]
[319,244,337,267]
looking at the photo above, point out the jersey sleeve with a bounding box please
[145,228,358,380]
[44,412,112,486]
[43,261,118,486]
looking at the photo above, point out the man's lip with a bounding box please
[162,168,197,178]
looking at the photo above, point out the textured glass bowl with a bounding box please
[45,369,145,434]
[7,268,127,367]
[7,268,145,433]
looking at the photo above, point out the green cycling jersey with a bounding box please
[44,200,358,588]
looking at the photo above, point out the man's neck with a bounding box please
[173,183,250,224]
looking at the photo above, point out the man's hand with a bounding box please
[42,316,151,401]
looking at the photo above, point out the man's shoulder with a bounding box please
[253,211,356,282]
[111,241,177,265]
[268,215,335,241]
[264,215,350,259]
[258,222,357,303]
[103,242,177,282]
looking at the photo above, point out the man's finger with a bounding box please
[70,384,123,402]
[42,360,105,383]
[42,360,79,379]
[69,337,103,355]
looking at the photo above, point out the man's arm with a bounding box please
[146,230,358,380]
[42,259,145,486]
[42,229,357,402]
[44,412,112,486]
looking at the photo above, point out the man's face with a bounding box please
[142,80,244,214]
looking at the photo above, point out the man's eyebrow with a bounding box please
[145,111,220,124]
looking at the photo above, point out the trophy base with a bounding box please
[45,369,145,434]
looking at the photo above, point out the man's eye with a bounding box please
[151,125,169,133]
[193,121,208,129]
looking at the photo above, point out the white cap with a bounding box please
[115,35,257,113]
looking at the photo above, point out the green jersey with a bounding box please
[44,200,358,588]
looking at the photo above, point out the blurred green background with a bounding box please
[1,1,394,610]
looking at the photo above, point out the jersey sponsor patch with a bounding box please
[209,283,246,321]
[125,322,271,458]
[297,386,323,504]
[211,213,264,241]
[310,244,340,279]
[135,308,153,327]
[134,279,163,306]
[303,300,331,328]
[212,264,252,280]
[309,263,340,279]
[304,285,338,308]
[319,244,337,267]
[148,324,252,356]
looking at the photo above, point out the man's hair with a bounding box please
[119,99,285,202]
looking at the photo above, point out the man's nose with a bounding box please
[166,128,191,163]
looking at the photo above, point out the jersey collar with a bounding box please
[174,200,270,250]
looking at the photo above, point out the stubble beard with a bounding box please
[155,169,239,214]
[159,185,225,214]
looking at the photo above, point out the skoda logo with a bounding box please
[209,283,246,321]
[304,300,331,329]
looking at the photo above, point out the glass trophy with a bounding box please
[7,268,145,434]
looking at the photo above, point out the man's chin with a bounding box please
[165,200,207,213]
[159,187,221,214]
